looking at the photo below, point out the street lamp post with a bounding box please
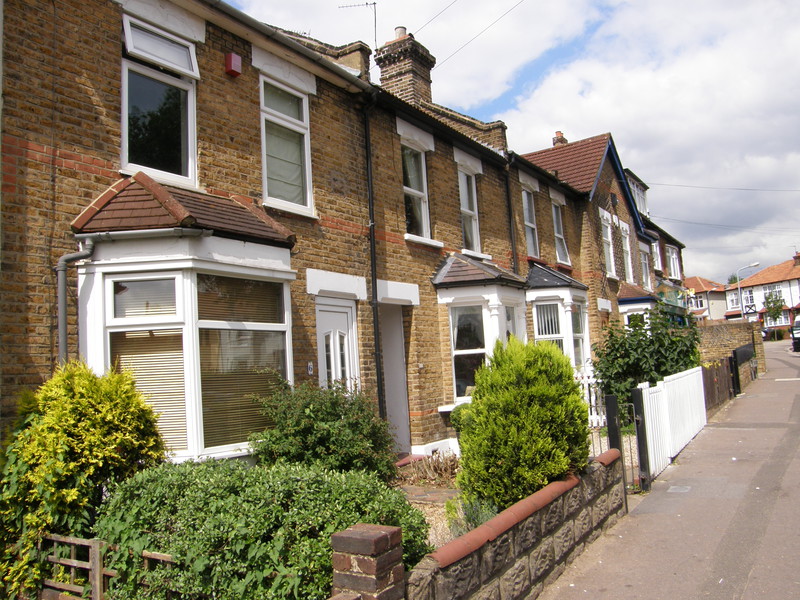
[737,262,760,321]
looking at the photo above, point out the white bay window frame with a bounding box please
[527,288,590,371]
[78,235,295,461]
[438,286,525,404]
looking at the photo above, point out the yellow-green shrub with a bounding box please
[0,361,165,596]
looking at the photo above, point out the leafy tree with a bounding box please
[0,362,165,597]
[763,292,784,323]
[592,304,700,402]
[456,337,589,510]
[249,380,397,481]
[727,273,740,284]
[96,460,431,600]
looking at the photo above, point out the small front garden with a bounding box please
[1,338,592,599]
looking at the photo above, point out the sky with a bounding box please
[229,0,800,284]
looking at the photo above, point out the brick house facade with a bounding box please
[0,0,685,457]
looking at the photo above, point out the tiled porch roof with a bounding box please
[618,281,658,302]
[525,261,588,290]
[431,253,527,288]
[72,172,295,248]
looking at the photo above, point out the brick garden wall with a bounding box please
[330,449,625,600]
[697,320,766,389]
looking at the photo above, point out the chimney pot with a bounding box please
[395,26,407,39]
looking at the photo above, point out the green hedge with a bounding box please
[249,380,397,481]
[95,460,431,600]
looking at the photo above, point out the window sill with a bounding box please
[462,249,492,261]
[262,198,318,220]
[404,233,444,248]
[120,166,198,191]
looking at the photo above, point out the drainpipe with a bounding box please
[56,238,96,363]
[56,228,210,364]
[362,91,387,420]
[505,153,519,274]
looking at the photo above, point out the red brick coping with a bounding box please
[430,448,621,568]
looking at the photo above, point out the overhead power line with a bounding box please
[649,182,800,192]
[414,0,461,36]
[650,214,799,234]
[435,0,529,69]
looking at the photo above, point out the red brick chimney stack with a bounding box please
[374,26,436,105]
[553,131,569,147]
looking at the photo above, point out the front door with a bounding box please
[316,298,358,388]
[379,304,411,453]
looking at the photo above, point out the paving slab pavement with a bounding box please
[539,341,800,600]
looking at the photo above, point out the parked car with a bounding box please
[791,317,800,352]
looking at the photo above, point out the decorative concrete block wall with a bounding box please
[330,449,624,600]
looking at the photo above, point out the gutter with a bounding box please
[56,228,209,363]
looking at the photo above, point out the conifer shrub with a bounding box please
[0,361,165,597]
[249,380,397,481]
[95,460,431,600]
[456,338,589,509]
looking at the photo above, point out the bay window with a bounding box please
[105,271,290,457]
[450,305,486,401]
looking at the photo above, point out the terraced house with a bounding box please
[0,0,684,457]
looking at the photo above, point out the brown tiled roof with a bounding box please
[738,254,800,288]
[72,172,295,248]
[684,275,724,293]
[431,253,527,288]
[521,133,611,193]
[617,281,658,301]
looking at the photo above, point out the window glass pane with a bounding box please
[573,337,584,366]
[452,306,484,350]
[505,306,517,339]
[128,70,188,176]
[128,21,194,74]
[459,171,475,212]
[111,329,186,451]
[200,329,286,448]
[571,305,584,334]
[263,81,302,121]
[338,332,348,381]
[402,146,423,191]
[265,120,306,205]
[324,332,334,386]
[537,304,560,336]
[114,279,176,318]
[461,213,476,251]
[197,275,283,323]
[405,193,424,236]
[454,353,485,397]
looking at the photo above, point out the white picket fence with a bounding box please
[575,372,605,428]
[638,366,706,479]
